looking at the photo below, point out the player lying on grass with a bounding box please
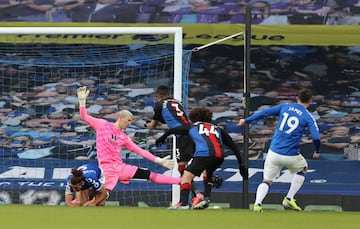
[156,107,248,210]
[65,163,108,206]
[77,86,180,196]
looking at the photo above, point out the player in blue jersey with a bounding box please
[65,163,108,207]
[145,85,194,171]
[145,85,205,207]
[238,88,321,212]
[156,107,248,210]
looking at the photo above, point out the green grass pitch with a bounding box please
[0,204,359,229]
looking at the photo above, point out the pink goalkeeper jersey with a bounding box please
[79,106,157,187]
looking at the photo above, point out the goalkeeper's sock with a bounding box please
[255,182,270,205]
[149,172,180,185]
[286,173,305,199]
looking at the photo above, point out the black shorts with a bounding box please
[176,135,194,163]
[185,156,224,177]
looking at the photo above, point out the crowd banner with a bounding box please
[0,23,359,46]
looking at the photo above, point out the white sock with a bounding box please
[255,182,270,205]
[286,174,305,199]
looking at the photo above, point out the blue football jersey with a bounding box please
[189,122,224,158]
[245,103,320,156]
[153,98,189,128]
[65,163,104,194]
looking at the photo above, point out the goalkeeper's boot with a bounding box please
[193,198,209,210]
[191,193,204,209]
[168,202,189,210]
[253,203,263,212]
[282,197,302,211]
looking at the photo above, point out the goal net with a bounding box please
[0,27,192,206]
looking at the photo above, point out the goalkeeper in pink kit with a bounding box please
[77,86,180,194]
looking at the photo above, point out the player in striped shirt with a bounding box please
[238,88,321,212]
[156,107,248,210]
[145,86,194,174]
[145,85,204,206]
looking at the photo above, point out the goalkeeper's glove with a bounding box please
[155,155,175,169]
[77,86,90,106]
[239,165,249,180]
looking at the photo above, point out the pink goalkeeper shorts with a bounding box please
[101,162,138,191]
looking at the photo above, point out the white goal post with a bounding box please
[0,27,185,206]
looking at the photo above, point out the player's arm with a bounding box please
[238,104,282,126]
[64,183,80,206]
[144,119,158,129]
[93,186,108,206]
[145,102,162,129]
[124,135,175,169]
[155,124,191,146]
[65,193,80,206]
[82,186,108,207]
[308,119,321,159]
[221,128,248,180]
[77,86,106,130]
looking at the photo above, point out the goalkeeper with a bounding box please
[77,86,180,194]
[156,107,248,210]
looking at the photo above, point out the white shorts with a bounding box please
[263,150,308,181]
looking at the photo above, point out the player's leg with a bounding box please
[169,157,205,209]
[178,170,195,209]
[168,170,195,210]
[177,160,203,206]
[133,168,181,184]
[177,136,202,199]
[253,180,272,212]
[176,135,194,176]
[253,150,282,212]
[282,154,308,211]
[201,171,211,202]
[94,191,109,206]
[190,171,205,209]
[95,172,108,206]
[192,157,223,210]
[102,165,124,192]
